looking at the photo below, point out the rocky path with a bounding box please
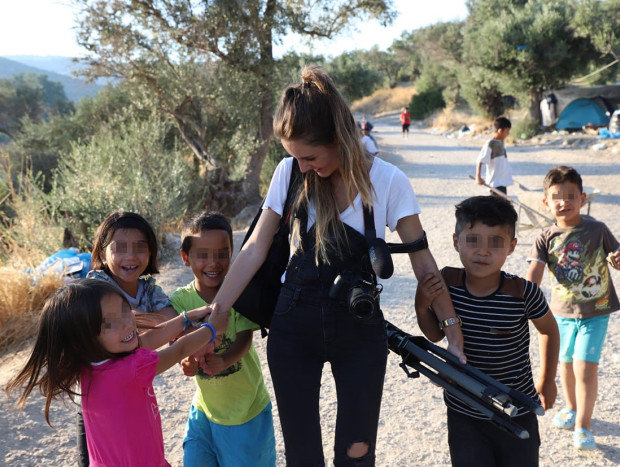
[2,113,620,466]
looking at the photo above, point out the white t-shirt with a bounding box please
[477,139,513,188]
[361,135,378,155]
[264,156,420,240]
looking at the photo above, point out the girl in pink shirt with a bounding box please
[7,279,228,466]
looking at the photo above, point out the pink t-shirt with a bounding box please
[81,348,170,467]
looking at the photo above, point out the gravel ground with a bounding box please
[2,112,619,466]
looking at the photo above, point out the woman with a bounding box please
[209,66,464,466]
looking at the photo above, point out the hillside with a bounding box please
[0,56,102,101]
[3,55,80,77]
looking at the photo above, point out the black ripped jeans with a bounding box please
[267,283,388,466]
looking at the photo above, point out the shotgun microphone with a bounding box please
[369,238,394,279]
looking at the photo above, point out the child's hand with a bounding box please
[199,353,229,376]
[535,378,557,410]
[417,273,444,310]
[187,305,211,322]
[475,175,484,185]
[608,250,620,270]
[190,341,216,372]
[181,355,199,377]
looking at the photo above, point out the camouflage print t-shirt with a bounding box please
[528,216,620,318]
[86,269,171,313]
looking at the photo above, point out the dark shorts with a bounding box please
[447,408,540,467]
[402,123,410,131]
[491,186,507,196]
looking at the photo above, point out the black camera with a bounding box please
[329,273,382,320]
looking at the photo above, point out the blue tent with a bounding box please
[555,98,610,131]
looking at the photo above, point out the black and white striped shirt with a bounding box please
[441,267,549,419]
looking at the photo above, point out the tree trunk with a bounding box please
[241,82,273,205]
[528,89,542,127]
[241,0,276,206]
[172,113,219,171]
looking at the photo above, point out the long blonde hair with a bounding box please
[273,66,373,264]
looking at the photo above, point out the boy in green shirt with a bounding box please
[171,211,275,466]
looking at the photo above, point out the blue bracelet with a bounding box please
[181,311,192,331]
[199,322,216,344]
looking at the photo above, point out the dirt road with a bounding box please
[2,112,619,466]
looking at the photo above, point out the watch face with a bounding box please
[440,317,461,329]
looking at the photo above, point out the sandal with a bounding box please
[573,428,597,450]
[552,408,576,430]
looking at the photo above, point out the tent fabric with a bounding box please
[542,83,620,128]
[555,98,610,131]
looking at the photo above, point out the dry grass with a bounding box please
[0,267,63,355]
[428,106,493,135]
[351,83,416,116]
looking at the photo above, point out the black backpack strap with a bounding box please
[281,158,301,228]
[241,158,302,247]
[440,267,465,288]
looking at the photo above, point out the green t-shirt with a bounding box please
[170,282,270,425]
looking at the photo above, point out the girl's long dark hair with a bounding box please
[91,211,160,275]
[5,280,127,425]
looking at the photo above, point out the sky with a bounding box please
[0,0,468,58]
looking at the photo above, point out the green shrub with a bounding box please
[409,88,446,120]
[0,170,65,265]
[511,116,539,140]
[50,114,198,245]
[0,113,205,264]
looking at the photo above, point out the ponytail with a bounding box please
[274,66,374,264]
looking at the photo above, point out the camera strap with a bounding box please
[363,204,428,254]
[387,233,429,254]
[362,203,377,245]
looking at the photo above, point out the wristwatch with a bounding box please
[438,316,462,330]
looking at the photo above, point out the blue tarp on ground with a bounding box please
[555,98,610,131]
[29,248,92,282]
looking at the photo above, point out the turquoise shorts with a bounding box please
[183,403,276,467]
[556,314,610,364]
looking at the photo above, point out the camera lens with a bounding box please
[349,286,377,319]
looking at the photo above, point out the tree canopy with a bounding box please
[0,74,74,139]
[73,0,396,205]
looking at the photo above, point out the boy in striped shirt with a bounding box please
[415,195,559,467]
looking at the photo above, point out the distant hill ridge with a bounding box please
[0,56,102,102]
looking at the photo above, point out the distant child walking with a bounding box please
[475,117,513,195]
[400,107,411,139]
[527,166,620,450]
[361,122,379,155]
[416,195,559,467]
[6,279,228,466]
[171,212,275,467]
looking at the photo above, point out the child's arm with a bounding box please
[526,260,545,286]
[140,306,224,350]
[155,324,217,375]
[396,215,466,363]
[474,162,485,185]
[608,248,620,270]
[156,306,179,320]
[531,311,559,410]
[414,273,445,342]
[200,330,253,376]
